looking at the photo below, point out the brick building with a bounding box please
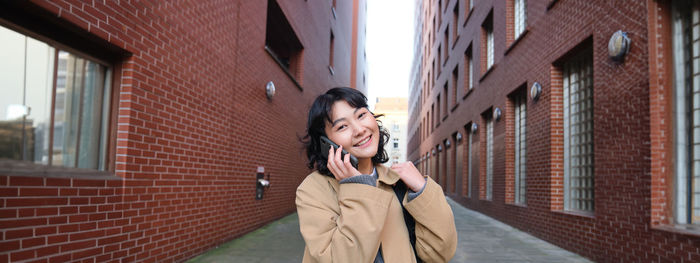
[408,0,700,262]
[0,0,366,262]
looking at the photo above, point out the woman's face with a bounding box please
[324,100,380,159]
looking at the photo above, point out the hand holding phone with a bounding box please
[320,136,359,169]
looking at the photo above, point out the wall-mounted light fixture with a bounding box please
[432,149,436,155]
[471,123,478,134]
[266,81,276,100]
[437,145,443,152]
[530,82,542,101]
[493,107,502,121]
[445,139,451,149]
[608,30,630,62]
[456,132,463,142]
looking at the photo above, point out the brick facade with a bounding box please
[0,0,365,262]
[408,0,700,262]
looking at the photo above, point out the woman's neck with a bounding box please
[357,158,373,175]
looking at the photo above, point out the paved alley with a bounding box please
[187,198,592,263]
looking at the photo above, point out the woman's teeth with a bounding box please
[355,136,370,146]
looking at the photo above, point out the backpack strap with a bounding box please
[392,180,421,262]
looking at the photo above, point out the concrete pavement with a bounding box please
[186,198,592,263]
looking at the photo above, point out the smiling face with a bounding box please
[324,100,380,160]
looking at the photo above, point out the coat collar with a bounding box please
[376,164,400,185]
[325,164,401,194]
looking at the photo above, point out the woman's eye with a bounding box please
[358,112,366,118]
[336,125,347,131]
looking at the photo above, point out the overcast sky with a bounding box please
[366,0,415,109]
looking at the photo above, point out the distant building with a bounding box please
[409,0,700,262]
[374,97,407,164]
[0,0,366,262]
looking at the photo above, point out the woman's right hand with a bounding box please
[327,145,361,180]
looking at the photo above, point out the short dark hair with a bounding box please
[301,87,390,177]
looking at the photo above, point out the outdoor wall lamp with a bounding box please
[445,139,451,149]
[432,149,436,155]
[256,166,271,200]
[530,82,542,101]
[608,30,630,62]
[437,145,443,152]
[266,81,276,100]
[493,107,502,122]
[456,132,463,142]
[471,123,478,134]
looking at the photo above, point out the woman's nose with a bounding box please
[350,122,364,136]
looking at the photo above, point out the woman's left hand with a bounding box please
[391,162,426,192]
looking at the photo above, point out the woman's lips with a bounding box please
[354,135,372,148]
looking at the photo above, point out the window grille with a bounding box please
[514,93,527,204]
[487,116,493,200]
[563,48,594,212]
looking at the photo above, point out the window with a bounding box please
[486,112,493,200]
[452,3,459,45]
[432,60,435,87]
[464,46,473,94]
[563,46,594,212]
[420,119,424,141]
[443,84,448,118]
[467,123,473,198]
[438,0,442,24]
[673,0,700,224]
[265,0,304,81]
[444,28,449,61]
[393,138,399,149]
[431,104,435,131]
[437,45,442,76]
[514,91,527,205]
[452,67,458,107]
[514,0,527,39]
[436,94,441,125]
[329,31,335,71]
[331,0,337,19]
[453,132,462,194]
[433,16,437,44]
[482,14,494,71]
[0,25,112,170]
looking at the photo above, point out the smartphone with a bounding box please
[320,136,359,169]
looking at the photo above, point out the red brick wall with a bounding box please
[0,0,364,262]
[409,0,700,262]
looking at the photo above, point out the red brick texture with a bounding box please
[409,0,700,262]
[0,0,364,262]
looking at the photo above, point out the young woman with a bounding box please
[297,87,457,263]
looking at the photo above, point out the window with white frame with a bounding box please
[563,47,594,212]
[672,0,700,225]
[393,138,399,149]
[514,0,527,39]
[514,93,527,204]
[0,25,112,170]
[486,115,493,200]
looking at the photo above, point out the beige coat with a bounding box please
[295,164,457,263]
